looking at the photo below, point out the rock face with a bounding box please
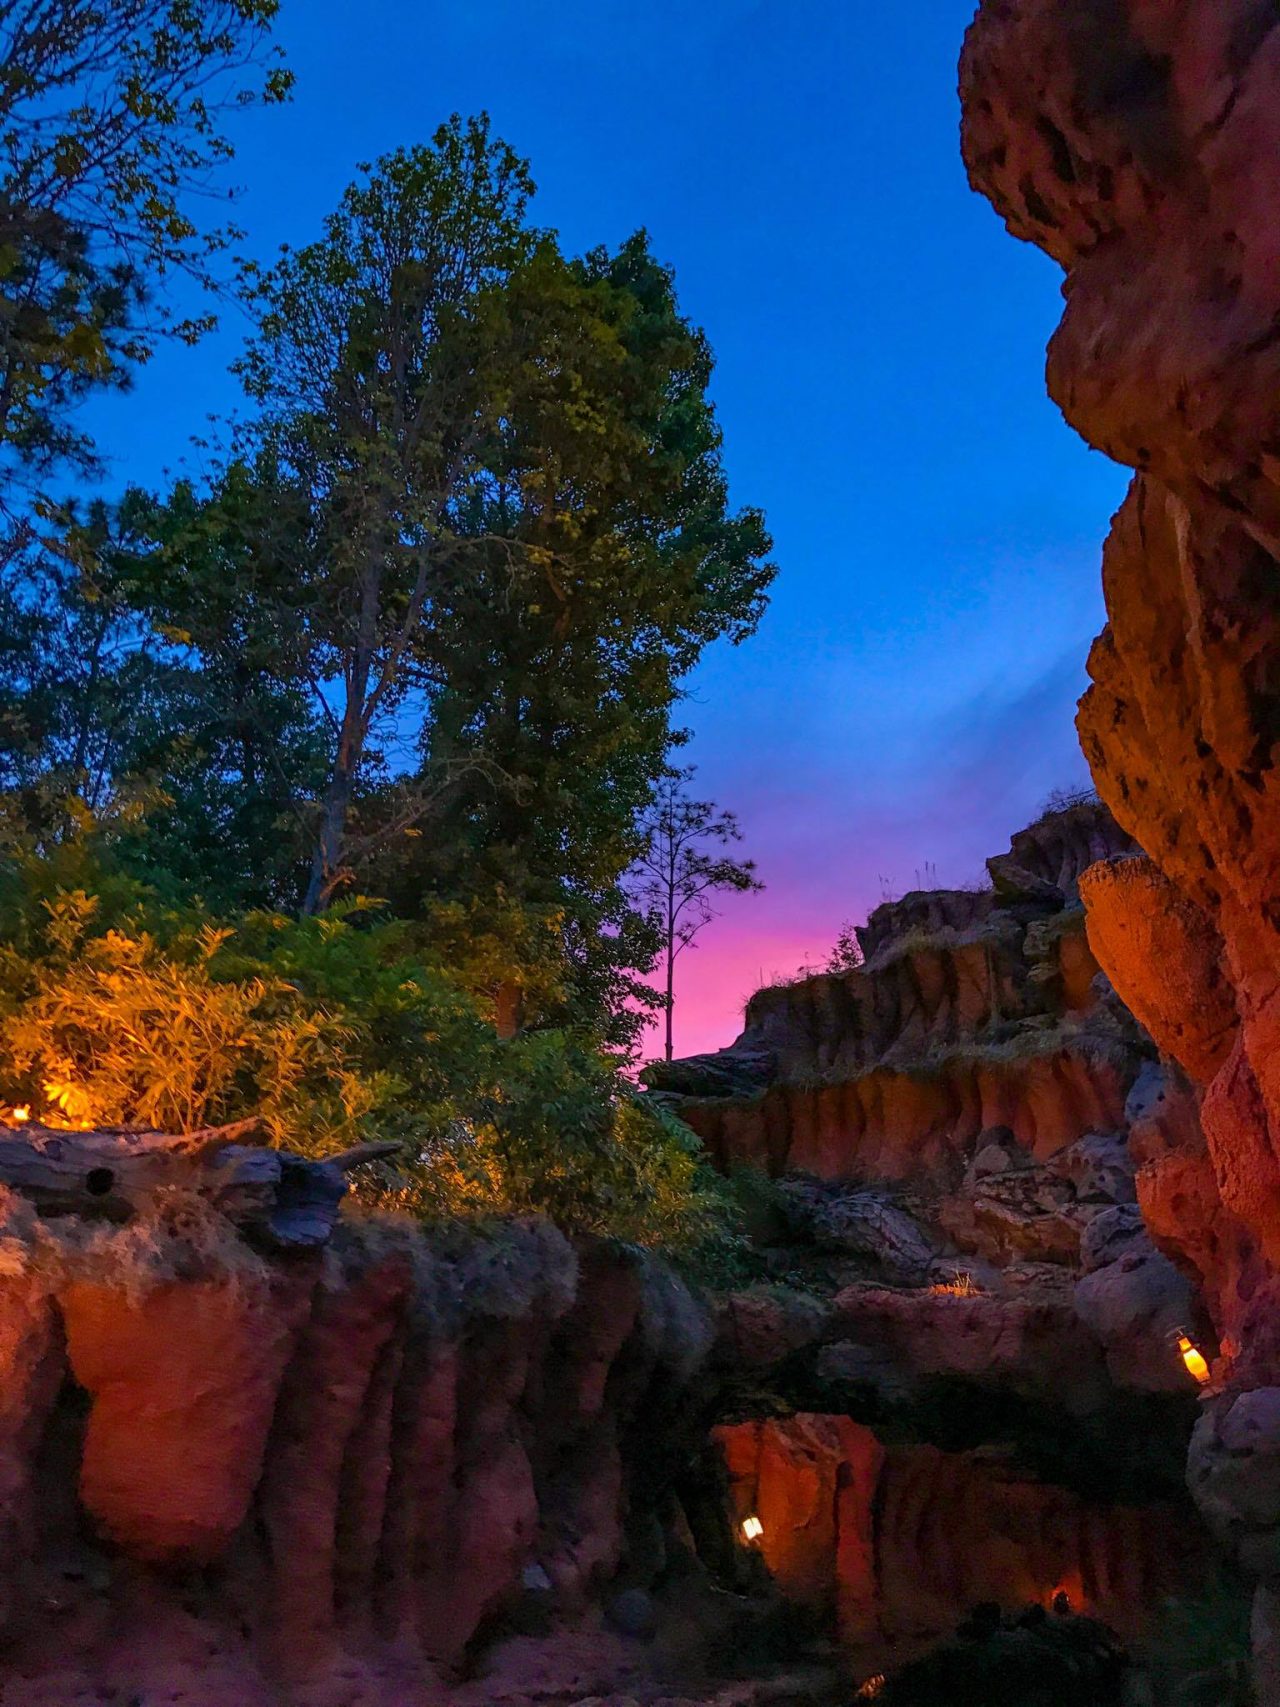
[659,805,1223,1663]
[959,0,1280,1685]
[715,1415,1199,1649]
[649,804,1142,1187]
[654,814,1188,1374]
[0,1182,711,1705]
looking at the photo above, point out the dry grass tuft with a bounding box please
[929,1271,982,1297]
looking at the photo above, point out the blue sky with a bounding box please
[86,1,1129,1054]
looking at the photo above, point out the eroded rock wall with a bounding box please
[651,803,1146,1189]
[0,1191,711,1706]
[657,802,1216,1663]
[679,1035,1134,1185]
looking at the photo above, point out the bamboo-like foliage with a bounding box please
[0,854,728,1249]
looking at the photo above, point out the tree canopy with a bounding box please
[0,74,774,1245]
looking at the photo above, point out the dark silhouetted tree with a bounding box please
[827,921,864,973]
[633,769,763,1062]
[0,0,291,495]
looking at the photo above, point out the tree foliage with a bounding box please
[0,818,725,1247]
[827,920,864,974]
[0,52,773,1248]
[0,0,291,491]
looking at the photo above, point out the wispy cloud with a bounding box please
[652,638,1099,1059]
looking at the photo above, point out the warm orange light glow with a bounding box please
[44,1076,93,1126]
[10,1106,29,1124]
[930,1271,981,1297]
[857,1677,886,1700]
[741,1514,764,1543]
[1178,1335,1211,1385]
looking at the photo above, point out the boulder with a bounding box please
[714,1287,831,1370]
[1074,1241,1200,1393]
[778,1179,938,1284]
[1189,1390,1280,1555]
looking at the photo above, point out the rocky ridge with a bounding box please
[0,1167,739,1706]
[650,803,1144,1183]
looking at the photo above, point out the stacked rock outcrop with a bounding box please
[655,803,1217,1662]
[650,802,1143,1183]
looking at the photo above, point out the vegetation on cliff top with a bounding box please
[0,806,729,1249]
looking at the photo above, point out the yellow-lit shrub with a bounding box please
[0,870,726,1250]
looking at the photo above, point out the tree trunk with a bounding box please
[303,708,363,915]
[665,923,676,1063]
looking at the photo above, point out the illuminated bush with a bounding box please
[0,840,726,1250]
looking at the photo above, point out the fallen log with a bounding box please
[0,1124,402,1250]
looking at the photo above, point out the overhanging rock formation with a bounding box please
[960,1,1280,1691]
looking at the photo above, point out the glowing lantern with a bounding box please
[1178,1334,1211,1385]
[740,1514,764,1543]
[857,1678,886,1701]
[10,1106,29,1124]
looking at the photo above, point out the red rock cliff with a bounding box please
[649,802,1145,1188]
[961,1,1280,1690]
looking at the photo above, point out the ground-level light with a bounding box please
[1177,1333,1211,1385]
[740,1514,764,1543]
[10,1107,29,1124]
[857,1677,886,1700]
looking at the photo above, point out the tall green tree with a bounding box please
[390,232,774,1046]
[0,499,155,803]
[0,1,293,856]
[8,111,775,1052]
[224,118,773,931]
[232,118,539,912]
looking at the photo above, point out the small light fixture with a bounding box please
[1177,1333,1211,1386]
[10,1106,29,1124]
[740,1514,764,1543]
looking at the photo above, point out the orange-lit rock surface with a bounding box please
[656,801,1217,1670]
[61,1271,315,1566]
[961,0,1280,1332]
[655,806,1210,1416]
[714,1415,1200,1650]
[680,1040,1133,1185]
[0,1195,713,1705]
[961,0,1280,1684]
[1080,857,1238,1088]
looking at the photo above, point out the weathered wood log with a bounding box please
[0,1124,402,1250]
[325,1140,404,1173]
